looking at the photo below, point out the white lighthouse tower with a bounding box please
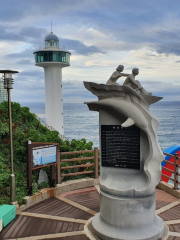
[33,31,71,136]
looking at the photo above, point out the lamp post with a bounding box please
[0,69,19,205]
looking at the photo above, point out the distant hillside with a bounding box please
[0,101,93,205]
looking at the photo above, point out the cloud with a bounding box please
[62,80,97,102]
[1,1,180,57]
[12,79,97,103]
[12,70,44,94]
[156,30,180,40]
[0,26,26,42]
[3,36,104,60]
[140,80,180,100]
[19,27,48,40]
[2,0,180,102]
[61,80,180,102]
[11,73,180,103]
[60,37,105,55]
[18,70,43,78]
[155,43,180,56]
[63,79,180,102]
[4,48,35,59]
[0,26,47,51]
[16,59,34,65]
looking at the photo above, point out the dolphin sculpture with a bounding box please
[84,81,164,198]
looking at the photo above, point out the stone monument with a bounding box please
[84,66,168,240]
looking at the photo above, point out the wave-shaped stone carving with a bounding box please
[84,81,165,240]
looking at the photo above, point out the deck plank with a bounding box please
[60,187,100,212]
[0,216,84,240]
[159,204,180,221]
[24,197,93,220]
[1,187,180,240]
[156,189,178,210]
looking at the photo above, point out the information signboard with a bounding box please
[27,141,59,195]
[101,125,140,169]
[32,145,57,168]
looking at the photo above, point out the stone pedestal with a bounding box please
[84,82,165,240]
[92,192,164,240]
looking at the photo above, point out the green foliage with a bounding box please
[0,101,94,205]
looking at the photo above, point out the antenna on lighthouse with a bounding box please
[51,21,53,34]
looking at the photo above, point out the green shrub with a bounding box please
[0,101,94,205]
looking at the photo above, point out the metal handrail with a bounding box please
[161,152,179,190]
[161,160,175,166]
[164,152,180,160]
[34,114,67,140]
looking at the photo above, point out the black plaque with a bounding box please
[101,125,140,169]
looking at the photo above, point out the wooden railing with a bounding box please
[56,149,180,190]
[57,148,99,183]
[161,152,180,190]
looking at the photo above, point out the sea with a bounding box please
[20,101,180,152]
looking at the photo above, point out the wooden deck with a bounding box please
[0,187,180,240]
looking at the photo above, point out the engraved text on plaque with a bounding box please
[101,125,140,169]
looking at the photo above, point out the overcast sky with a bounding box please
[1,0,180,102]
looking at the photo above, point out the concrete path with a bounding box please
[0,187,180,240]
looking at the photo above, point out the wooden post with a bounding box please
[94,147,99,178]
[26,140,32,196]
[50,165,55,188]
[173,153,179,190]
[57,151,61,184]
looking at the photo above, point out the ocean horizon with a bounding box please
[20,101,180,151]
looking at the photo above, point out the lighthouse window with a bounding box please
[66,53,70,63]
[34,51,70,63]
[44,52,48,61]
[49,52,53,61]
[60,52,65,62]
[53,53,57,61]
[45,40,59,48]
[58,52,62,61]
[45,41,51,47]
[37,55,41,62]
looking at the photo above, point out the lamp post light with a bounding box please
[0,69,19,205]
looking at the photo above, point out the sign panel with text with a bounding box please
[27,141,59,195]
[32,145,57,168]
[101,125,140,169]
